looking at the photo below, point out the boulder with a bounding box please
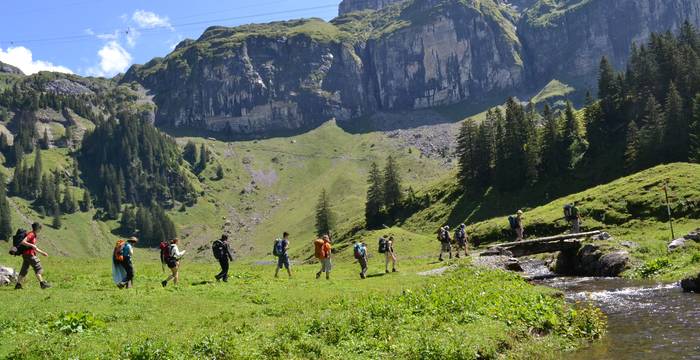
[596,251,630,277]
[684,229,700,242]
[668,238,687,252]
[0,266,17,286]
[681,273,700,293]
[554,244,629,277]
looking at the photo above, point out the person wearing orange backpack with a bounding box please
[314,234,332,280]
[115,236,138,289]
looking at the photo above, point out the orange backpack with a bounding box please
[314,239,326,259]
[114,240,126,262]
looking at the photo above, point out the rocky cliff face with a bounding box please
[518,0,700,88]
[338,0,403,15]
[0,61,23,75]
[122,0,700,138]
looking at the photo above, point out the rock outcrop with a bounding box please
[681,273,700,293]
[0,61,23,75]
[338,0,403,15]
[554,244,630,277]
[0,266,17,286]
[121,0,700,138]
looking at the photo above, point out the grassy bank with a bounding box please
[0,253,604,359]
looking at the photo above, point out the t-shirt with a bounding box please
[279,239,289,256]
[122,243,133,262]
[571,206,580,218]
[22,231,37,256]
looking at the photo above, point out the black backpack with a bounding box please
[272,239,284,257]
[9,229,28,256]
[563,204,573,220]
[378,238,387,253]
[212,240,225,259]
[508,216,518,230]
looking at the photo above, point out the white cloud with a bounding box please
[87,41,132,77]
[132,10,173,30]
[0,46,72,75]
[125,28,140,47]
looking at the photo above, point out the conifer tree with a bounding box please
[52,205,62,229]
[0,172,12,241]
[11,157,23,195]
[383,155,402,211]
[662,82,688,161]
[64,126,73,148]
[539,104,562,175]
[562,102,585,169]
[638,96,665,167]
[456,120,478,190]
[81,189,92,212]
[120,207,136,235]
[365,162,384,229]
[690,94,700,163]
[624,121,641,170]
[198,144,208,172]
[315,189,334,237]
[61,186,77,214]
[473,120,494,189]
[215,165,224,180]
[183,141,198,165]
[32,148,42,198]
[41,128,50,150]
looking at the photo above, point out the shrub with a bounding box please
[50,312,104,335]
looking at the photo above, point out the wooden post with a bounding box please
[663,180,675,240]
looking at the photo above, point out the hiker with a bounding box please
[314,234,332,280]
[116,236,138,289]
[438,226,452,261]
[564,202,582,233]
[112,239,128,287]
[14,223,51,290]
[213,234,234,282]
[162,238,186,287]
[454,224,469,258]
[512,210,524,241]
[353,241,368,279]
[273,232,292,278]
[385,236,397,273]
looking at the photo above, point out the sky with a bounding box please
[0,0,341,77]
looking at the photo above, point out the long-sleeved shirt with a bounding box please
[169,244,186,259]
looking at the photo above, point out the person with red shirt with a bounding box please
[15,223,51,290]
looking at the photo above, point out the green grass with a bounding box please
[531,79,575,104]
[0,254,605,359]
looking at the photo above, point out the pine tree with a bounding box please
[31,148,42,199]
[120,207,136,235]
[624,121,640,170]
[383,155,402,211]
[41,128,50,150]
[0,172,12,241]
[562,101,585,170]
[11,157,23,195]
[456,120,478,190]
[315,189,334,237]
[473,120,494,189]
[690,94,700,163]
[81,189,92,212]
[61,186,77,214]
[539,104,562,176]
[183,141,198,165]
[662,82,688,162]
[198,144,208,172]
[64,126,73,148]
[215,165,224,180]
[52,205,62,229]
[638,96,665,167]
[365,162,384,229]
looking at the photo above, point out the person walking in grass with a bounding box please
[274,232,292,278]
[162,238,186,287]
[564,202,582,234]
[385,236,397,273]
[353,241,368,279]
[213,234,234,282]
[117,236,138,289]
[454,224,469,258]
[314,234,332,280]
[15,223,51,290]
[438,225,452,261]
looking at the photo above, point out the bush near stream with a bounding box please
[0,257,604,359]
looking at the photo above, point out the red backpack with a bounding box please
[159,241,171,263]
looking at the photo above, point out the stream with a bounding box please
[531,269,700,359]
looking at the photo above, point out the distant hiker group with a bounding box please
[437,224,470,261]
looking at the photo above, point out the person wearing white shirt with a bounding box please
[162,238,186,287]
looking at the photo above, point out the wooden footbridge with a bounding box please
[484,230,603,257]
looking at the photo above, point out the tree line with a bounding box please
[457,23,700,194]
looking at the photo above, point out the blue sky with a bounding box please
[0,0,341,77]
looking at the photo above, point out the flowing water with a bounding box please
[536,276,700,359]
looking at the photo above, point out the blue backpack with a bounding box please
[508,216,518,230]
[354,243,365,259]
[273,239,285,256]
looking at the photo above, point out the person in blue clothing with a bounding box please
[274,232,292,278]
[118,236,138,289]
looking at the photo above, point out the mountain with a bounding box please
[0,61,23,75]
[121,0,700,138]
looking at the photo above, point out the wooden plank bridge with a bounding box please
[484,230,603,257]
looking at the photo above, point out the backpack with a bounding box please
[159,241,171,263]
[212,240,225,259]
[456,228,466,241]
[273,239,284,257]
[354,243,365,260]
[563,204,573,220]
[8,229,28,256]
[113,240,126,262]
[508,216,518,230]
[314,239,326,259]
[437,229,444,242]
[378,238,387,253]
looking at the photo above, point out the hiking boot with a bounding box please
[385,269,389,274]
[315,272,321,279]
[14,283,22,290]
[117,283,125,289]
[161,280,168,288]
[40,281,51,289]
[392,268,397,273]
[222,277,228,283]
[360,273,365,279]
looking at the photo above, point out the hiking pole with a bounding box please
[663,180,675,240]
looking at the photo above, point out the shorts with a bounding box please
[456,240,467,249]
[320,258,332,273]
[441,242,452,252]
[277,254,290,269]
[19,255,43,277]
[166,258,179,269]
